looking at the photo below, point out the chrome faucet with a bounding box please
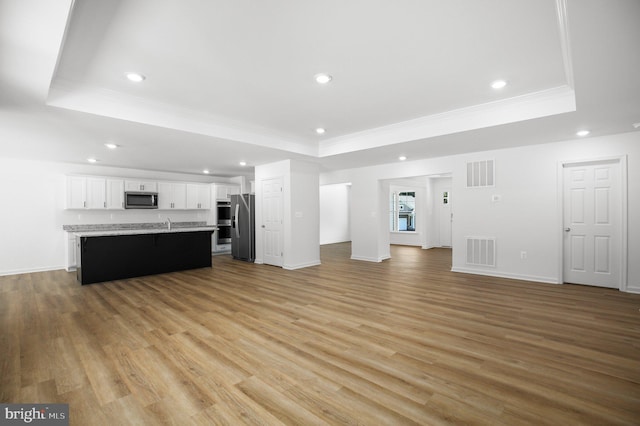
[166,218,172,230]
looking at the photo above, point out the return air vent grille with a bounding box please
[466,159,495,187]
[466,237,496,267]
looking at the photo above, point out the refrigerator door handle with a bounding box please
[234,203,240,238]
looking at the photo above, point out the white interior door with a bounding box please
[262,177,284,267]
[563,160,621,288]
[440,187,452,247]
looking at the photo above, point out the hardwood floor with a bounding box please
[1,243,639,425]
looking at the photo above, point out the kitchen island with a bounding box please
[74,226,216,284]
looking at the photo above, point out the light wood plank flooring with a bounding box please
[1,243,639,425]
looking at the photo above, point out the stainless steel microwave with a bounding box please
[124,192,158,209]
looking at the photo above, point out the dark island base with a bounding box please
[77,231,213,284]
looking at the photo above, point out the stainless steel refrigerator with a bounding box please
[230,194,255,262]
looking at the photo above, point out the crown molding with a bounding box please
[47,79,318,157]
[318,85,576,158]
[555,0,575,89]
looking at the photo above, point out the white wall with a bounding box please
[323,158,455,262]
[424,177,437,248]
[348,173,386,262]
[319,184,350,245]
[4,131,639,292]
[320,131,640,293]
[452,133,639,291]
[431,177,453,247]
[254,159,320,269]
[289,160,320,269]
[0,157,232,276]
[451,147,558,283]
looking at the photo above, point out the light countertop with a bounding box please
[73,226,217,237]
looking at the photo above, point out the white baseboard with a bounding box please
[283,260,321,270]
[0,265,67,277]
[451,266,560,284]
[350,254,390,262]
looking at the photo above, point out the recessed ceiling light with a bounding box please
[314,73,332,84]
[203,169,210,174]
[239,161,247,166]
[399,156,407,161]
[576,130,590,137]
[87,158,98,163]
[104,143,119,149]
[315,127,326,134]
[125,72,146,82]
[491,80,507,89]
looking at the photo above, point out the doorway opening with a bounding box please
[383,173,453,257]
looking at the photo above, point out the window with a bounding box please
[390,191,416,231]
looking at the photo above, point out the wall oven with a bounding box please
[216,225,231,244]
[216,201,231,243]
[217,201,231,225]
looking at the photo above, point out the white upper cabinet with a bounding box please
[67,175,212,210]
[186,184,211,209]
[106,179,125,209]
[86,177,106,209]
[124,180,158,192]
[66,176,87,209]
[158,182,187,209]
[214,184,240,201]
[67,176,125,210]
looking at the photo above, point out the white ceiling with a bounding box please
[1,0,639,177]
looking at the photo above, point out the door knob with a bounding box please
[564,227,571,232]
[261,225,265,228]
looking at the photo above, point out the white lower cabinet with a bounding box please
[214,243,231,253]
[65,233,77,271]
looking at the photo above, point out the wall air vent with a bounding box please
[466,237,496,267]
[466,159,495,187]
